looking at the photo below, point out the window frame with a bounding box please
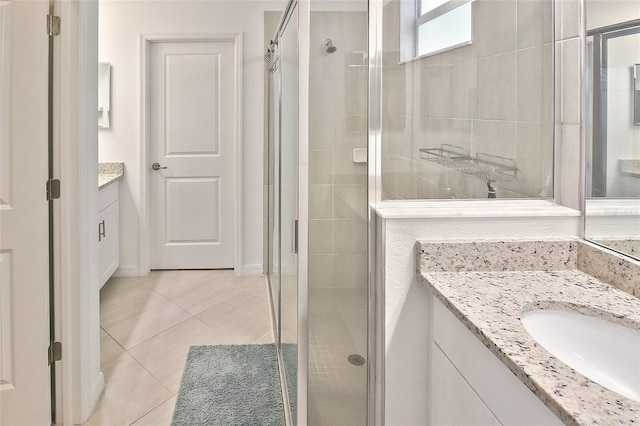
[414,0,472,59]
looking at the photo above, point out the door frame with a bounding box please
[139,33,243,274]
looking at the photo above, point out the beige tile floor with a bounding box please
[84,270,274,426]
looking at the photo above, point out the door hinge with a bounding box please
[46,179,61,200]
[47,15,61,37]
[48,341,62,365]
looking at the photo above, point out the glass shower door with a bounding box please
[268,51,281,346]
[268,3,299,422]
[278,4,299,421]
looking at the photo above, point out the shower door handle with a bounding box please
[292,219,298,254]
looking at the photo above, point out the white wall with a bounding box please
[99,0,284,275]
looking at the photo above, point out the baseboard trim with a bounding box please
[81,372,105,423]
[237,264,263,276]
[113,266,140,277]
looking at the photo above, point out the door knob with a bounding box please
[152,163,167,171]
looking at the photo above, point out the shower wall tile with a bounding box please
[516,122,554,197]
[557,0,581,41]
[309,12,368,53]
[418,65,448,118]
[475,52,517,121]
[310,46,348,81]
[310,184,333,219]
[450,60,476,119]
[383,68,408,117]
[309,80,339,116]
[382,0,557,201]
[309,10,368,288]
[412,158,441,182]
[309,220,334,254]
[413,117,442,150]
[333,218,367,254]
[439,43,473,66]
[332,253,367,288]
[517,44,553,123]
[560,38,581,125]
[334,115,366,149]
[517,0,553,49]
[558,123,582,210]
[309,254,334,288]
[346,79,367,115]
[473,0,517,58]
[473,120,517,160]
[439,119,473,151]
[333,149,367,185]
[310,150,334,184]
[310,115,335,150]
[397,170,419,200]
[416,176,440,199]
[382,152,399,198]
[334,184,367,219]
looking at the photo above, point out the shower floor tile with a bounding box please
[308,287,368,426]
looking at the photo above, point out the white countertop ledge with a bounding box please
[374,200,580,219]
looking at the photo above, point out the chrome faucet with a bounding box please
[487,180,496,198]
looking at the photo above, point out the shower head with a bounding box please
[324,39,337,54]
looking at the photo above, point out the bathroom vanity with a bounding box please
[418,240,640,425]
[98,163,123,288]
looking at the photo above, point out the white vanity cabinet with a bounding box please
[429,296,564,426]
[98,182,119,288]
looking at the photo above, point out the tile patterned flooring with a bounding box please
[86,270,367,425]
[308,288,367,426]
[84,270,274,426]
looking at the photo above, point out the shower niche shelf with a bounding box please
[420,144,517,183]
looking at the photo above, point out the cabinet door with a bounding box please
[431,344,500,426]
[98,200,119,287]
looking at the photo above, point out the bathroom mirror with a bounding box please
[584,2,640,260]
[98,62,111,128]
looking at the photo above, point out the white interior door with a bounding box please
[0,0,52,424]
[150,40,236,270]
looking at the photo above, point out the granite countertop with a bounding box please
[418,240,640,426]
[99,162,124,189]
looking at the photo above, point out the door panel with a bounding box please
[165,177,220,242]
[150,40,236,269]
[0,0,52,424]
[165,54,220,155]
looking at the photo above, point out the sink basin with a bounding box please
[521,308,640,402]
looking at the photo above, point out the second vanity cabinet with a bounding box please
[98,181,119,288]
[429,295,563,426]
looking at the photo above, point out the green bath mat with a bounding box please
[172,344,285,426]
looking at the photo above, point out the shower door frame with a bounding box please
[588,18,640,197]
[267,0,309,423]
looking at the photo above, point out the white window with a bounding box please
[415,0,472,57]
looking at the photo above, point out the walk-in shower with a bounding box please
[266,0,555,423]
[265,0,369,424]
